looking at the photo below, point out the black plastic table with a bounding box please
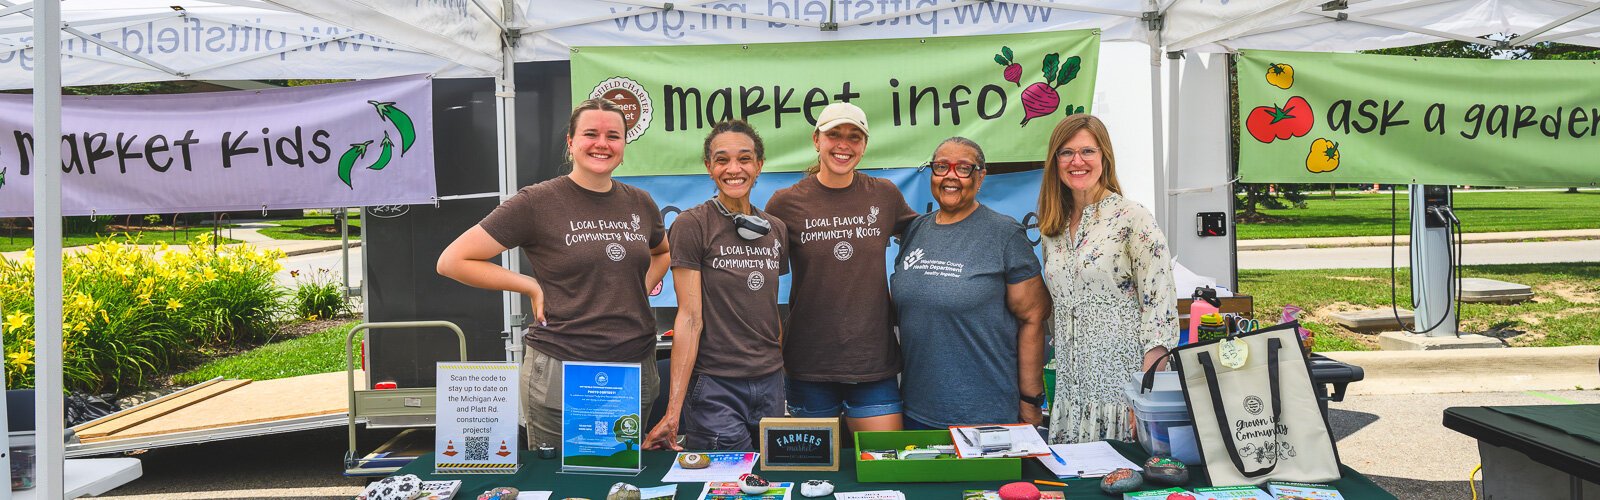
[1444,404,1600,497]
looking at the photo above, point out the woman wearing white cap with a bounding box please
[765,102,917,432]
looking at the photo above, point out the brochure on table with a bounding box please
[1038,441,1143,478]
[661,452,760,482]
[698,480,793,500]
[435,362,520,474]
[561,361,644,474]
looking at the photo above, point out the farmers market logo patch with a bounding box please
[590,77,653,143]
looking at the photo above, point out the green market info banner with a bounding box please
[1237,50,1600,187]
[571,31,1099,176]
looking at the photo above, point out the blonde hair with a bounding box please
[1037,114,1123,238]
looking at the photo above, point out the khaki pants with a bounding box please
[520,344,659,451]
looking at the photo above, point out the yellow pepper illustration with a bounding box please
[1266,63,1294,89]
[1306,138,1339,173]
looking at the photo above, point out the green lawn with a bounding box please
[172,321,358,385]
[242,215,360,240]
[1240,263,1600,351]
[0,230,240,252]
[1236,190,1600,239]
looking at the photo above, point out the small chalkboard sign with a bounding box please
[758,417,840,471]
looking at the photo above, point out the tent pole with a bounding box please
[498,9,524,364]
[1147,2,1170,239]
[32,0,66,497]
[1165,49,1182,259]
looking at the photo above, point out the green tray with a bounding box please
[853,430,1021,483]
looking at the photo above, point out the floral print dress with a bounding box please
[1043,192,1178,444]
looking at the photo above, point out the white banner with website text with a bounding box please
[0,75,436,217]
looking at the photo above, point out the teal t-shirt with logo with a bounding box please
[891,205,1041,427]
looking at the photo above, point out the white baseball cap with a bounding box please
[815,102,869,136]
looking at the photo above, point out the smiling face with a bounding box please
[1056,129,1103,196]
[705,131,763,200]
[565,109,627,177]
[930,141,983,214]
[812,123,867,176]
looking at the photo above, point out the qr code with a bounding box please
[464,436,490,461]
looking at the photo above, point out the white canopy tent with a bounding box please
[14,0,1600,495]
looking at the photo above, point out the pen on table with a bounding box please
[1048,446,1067,465]
[1034,479,1067,487]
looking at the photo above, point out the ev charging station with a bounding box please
[1408,185,1461,338]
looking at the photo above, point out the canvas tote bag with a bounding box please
[1141,320,1341,485]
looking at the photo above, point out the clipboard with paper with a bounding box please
[948,424,1052,459]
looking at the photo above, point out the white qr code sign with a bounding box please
[436,362,520,474]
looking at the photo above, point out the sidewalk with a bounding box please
[0,228,357,261]
[1238,228,1600,250]
[1323,345,1600,395]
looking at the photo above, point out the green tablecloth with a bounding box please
[392,441,1395,499]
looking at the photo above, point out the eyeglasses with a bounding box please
[922,161,983,178]
[1056,147,1101,161]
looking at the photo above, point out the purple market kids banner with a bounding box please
[0,75,436,217]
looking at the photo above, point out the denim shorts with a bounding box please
[785,376,902,419]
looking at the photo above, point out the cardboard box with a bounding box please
[853,430,1019,483]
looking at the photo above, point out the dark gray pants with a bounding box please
[683,370,785,450]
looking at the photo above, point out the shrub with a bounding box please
[290,268,348,321]
[0,235,286,394]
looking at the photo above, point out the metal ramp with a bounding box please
[64,371,359,458]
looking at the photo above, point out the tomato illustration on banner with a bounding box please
[1246,96,1314,144]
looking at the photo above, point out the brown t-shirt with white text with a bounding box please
[764,172,917,382]
[669,201,788,378]
[478,176,664,363]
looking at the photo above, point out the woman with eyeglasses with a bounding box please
[765,102,917,432]
[1037,114,1177,444]
[890,137,1051,429]
[643,120,788,451]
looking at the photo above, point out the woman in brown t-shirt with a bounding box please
[436,98,670,451]
[765,102,917,432]
[643,120,789,451]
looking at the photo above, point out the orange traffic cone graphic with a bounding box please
[442,440,459,457]
[495,440,512,457]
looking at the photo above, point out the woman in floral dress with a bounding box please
[1036,114,1177,444]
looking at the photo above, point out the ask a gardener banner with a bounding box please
[0,75,436,217]
[571,31,1099,176]
[1237,50,1600,187]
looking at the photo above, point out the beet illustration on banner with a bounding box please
[993,46,1022,86]
[1020,52,1085,126]
[1245,96,1313,143]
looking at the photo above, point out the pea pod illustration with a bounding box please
[338,140,374,188]
[369,100,416,155]
[367,133,394,171]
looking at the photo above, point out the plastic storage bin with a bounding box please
[10,431,35,490]
[1124,371,1201,464]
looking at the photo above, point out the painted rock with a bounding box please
[997,481,1042,500]
[799,479,834,498]
[605,482,640,500]
[739,473,772,495]
[1143,456,1190,486]
[677,452,711,469]
[477,486,519,500]
[1099,468,1145,494]
[360,474,422,500]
